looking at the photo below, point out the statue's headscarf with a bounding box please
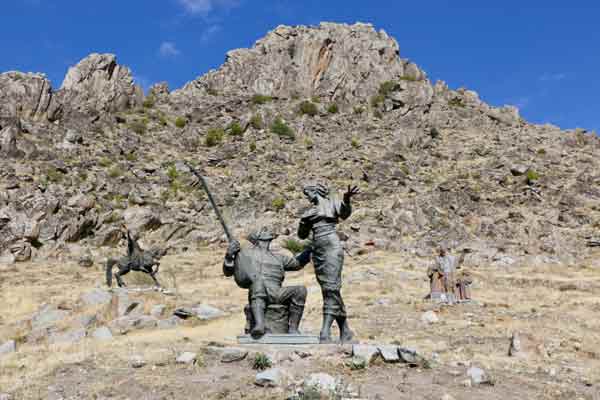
[303,183,329,198]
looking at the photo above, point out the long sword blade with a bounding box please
[185,162,234,243]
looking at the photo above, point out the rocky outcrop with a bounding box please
[0,72,53,119]
[176,22,428,103]
[53,53,143,118]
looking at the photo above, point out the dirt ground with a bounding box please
[1,246,600,399]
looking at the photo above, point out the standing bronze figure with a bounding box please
[223,227,312,338]
[298,183,359,343]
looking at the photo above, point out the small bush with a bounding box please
[379,80,397,96]
[311,95,321,103]
[327,103,339,114]
[351,137,360,149]
[46,167,64,183]
[175,117,187,128]
[370,94,385,108]
[167,165,179,180]
[124,152,137,162]
[448,98,465,108]
[272,197,285,211]
[270,117,295,139]
[304,137,314,149]
[252,353,272,371]
[353,106,365,115]
[250,114,264,130]
[251,94,272,105]
[129,119,147,135]
[205,127,225,147]
[207,87,219,96]
[526,169,540,183]
[108,166,124,178]
[299,100,318,116]
[282,238,305,254]
[399,75,418,82]
[99,157,112,167]
[142,96,155,108]
[249,140,257,152]
[228,121,244,136]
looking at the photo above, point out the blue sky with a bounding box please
[2,1,599,132]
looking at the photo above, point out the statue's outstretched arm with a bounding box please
[283,248,312,271]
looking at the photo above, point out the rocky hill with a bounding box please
[1,22,599,268]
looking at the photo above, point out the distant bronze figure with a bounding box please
[427,247,467,303]
[298,183,359,343]
[223,227,312,338]
[106,226,165,288]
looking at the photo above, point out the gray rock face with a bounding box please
[193,304,224,320]
[176,352,197,364]
[31,305,69,330]
[378,345,401,363]
[49,328,86,345]
[0,340,16,358]
[91,326,113,341]
[56,53,142,116]
[255,368,286,387]
[80,288,112,306]
[220,348,248,363]
[177,22,427,103]
[0,72,53,119]
[352,344,380,365]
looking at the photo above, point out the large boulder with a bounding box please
[0,72,53,119]
[54,53,143,117]
[175,22,430,103]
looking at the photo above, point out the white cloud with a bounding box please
[539,73,567,82]
[200,25,222,42]
[159,41,181,57]
[178,0,240,15]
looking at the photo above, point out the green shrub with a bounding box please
[526,169,540,183]
[311,95,321,103]
[379,80,397,96]
[142,96,155,108]
[252,353,272,370]
[270,117,295,139]
[108,166,124,178]
[251,94,272,105]
[129,119,147,135]
[351,137,360,149]
[175,117,187,128]
[249,140,257,152]
[205,127,225,147]
[228,121,244,136]
[282,238,305,254]
[250,114,264,130]
[46,167,64,183]
[399,75,418,82]
[272,197,285,211]
[299,100,318,116]
[370,94,385,108]
[167,165,179,180]
[448,98,465,108]
[124,152,137,162]
[353,106,365,115]
[327,103,339,114]
[304,137,314,149]
[99,157,112,168]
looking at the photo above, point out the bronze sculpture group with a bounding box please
[222,183,359,343]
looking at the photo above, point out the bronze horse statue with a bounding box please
[106,228,166,288]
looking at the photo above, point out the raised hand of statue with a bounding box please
[343,185,360,202]
[226,239,241,260]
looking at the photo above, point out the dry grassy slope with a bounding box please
[1,245,599,399]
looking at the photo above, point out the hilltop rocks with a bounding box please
[0,72,53,119]
[178,22,428,103]
[54,53,143,117]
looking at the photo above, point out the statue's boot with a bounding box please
[250,299,266,338]
[243,304,253,334]
[288,304,304,334]
[319,314,335,343]
[337,316,354,343]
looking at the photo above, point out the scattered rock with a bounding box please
[378,345,401,363]
[421,310,439,324]
[508,331,523,357]
[78,314,97,328]
[91,326,113,341]
[176,352,197,364]
[193,304,224,320]
[467,366,492,385]
[255,368,286,387]
[150,304,167,318]
[303,373,338,394]
[49,328,86,345]
[352,344,380,365]
[220,348,248,363]
[0,340,16,358]
[130,354,146,368]
[157,316,181,329]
